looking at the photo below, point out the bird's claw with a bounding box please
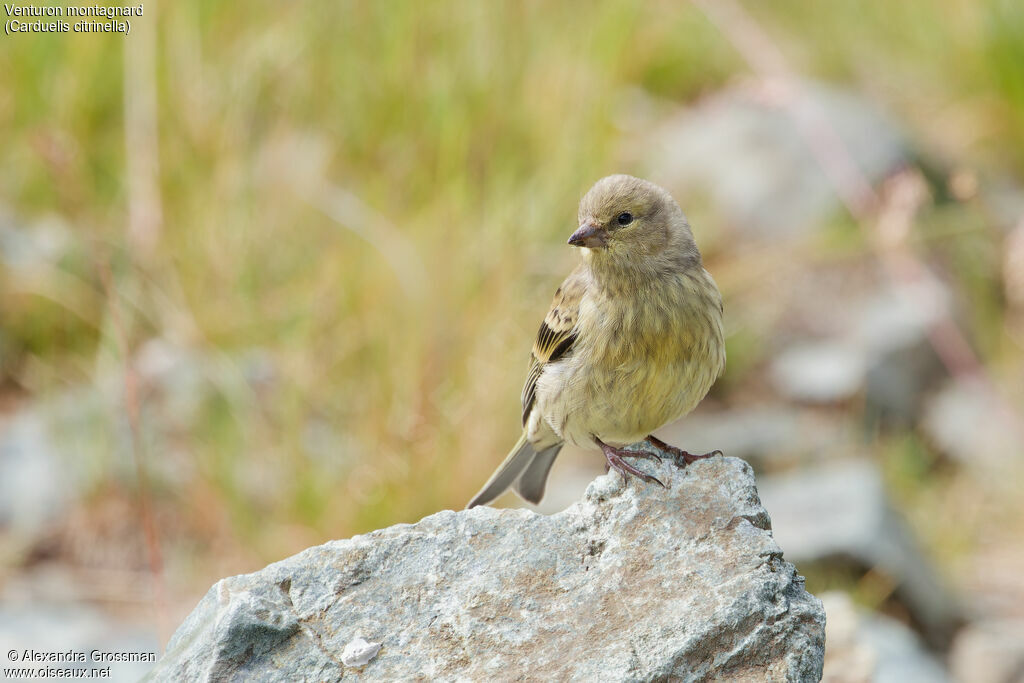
[670,448,722,466]
[645,435,723,467]
[596,439,665,487]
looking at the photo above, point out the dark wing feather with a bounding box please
[520,267,587,425]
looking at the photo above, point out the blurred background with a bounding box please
[2,0,1024,680]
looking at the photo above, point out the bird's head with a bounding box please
[570,175,699,269]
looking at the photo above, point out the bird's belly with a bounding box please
[532,273,724,451]
[535,353,710,449]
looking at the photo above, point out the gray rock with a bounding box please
[769,342,867,404]
[534,408,853,517]
[660,407,852,470]
[0,338,273,544]
[922,377,1023,473]
[856,614,951,683]
[645,82,909,240]
[0,410,77,537]
[982,176,1024,234]
[950,618,1024,683]
[0,210,74,272]
[150,457,825,682]
[0,602,160,682]
[758,460,961,649]
[531,404,848,514]
[855,284,947,427]
[767,282,948,417]
[821,592,950,683]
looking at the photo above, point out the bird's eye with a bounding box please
[616,212,633,226]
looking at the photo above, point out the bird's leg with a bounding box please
[594,437,664,488]
[645,434,722,467]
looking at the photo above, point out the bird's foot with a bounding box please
[645,434,723,467]
[595,438,664,487]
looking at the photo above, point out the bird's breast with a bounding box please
[537,269,724,448]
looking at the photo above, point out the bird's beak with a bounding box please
[568,222,608,249]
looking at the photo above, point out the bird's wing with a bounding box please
[521,266,587,426]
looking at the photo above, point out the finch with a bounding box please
[468,174,726,508]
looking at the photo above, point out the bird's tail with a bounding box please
[467,432,564,508]
[466,432,535,508]
[467,432,534,508]
[512,443,562,504]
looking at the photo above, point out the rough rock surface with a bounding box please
[150,456,825,681]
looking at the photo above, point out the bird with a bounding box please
[467,174,726,509]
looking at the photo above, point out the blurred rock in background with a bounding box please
[949,618,1024,683]
[644,82,912,242]
[758,460,962,649]
[0,602,158,682]
[822,591,950,683]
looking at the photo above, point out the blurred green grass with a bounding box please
[2,0,1024,572]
